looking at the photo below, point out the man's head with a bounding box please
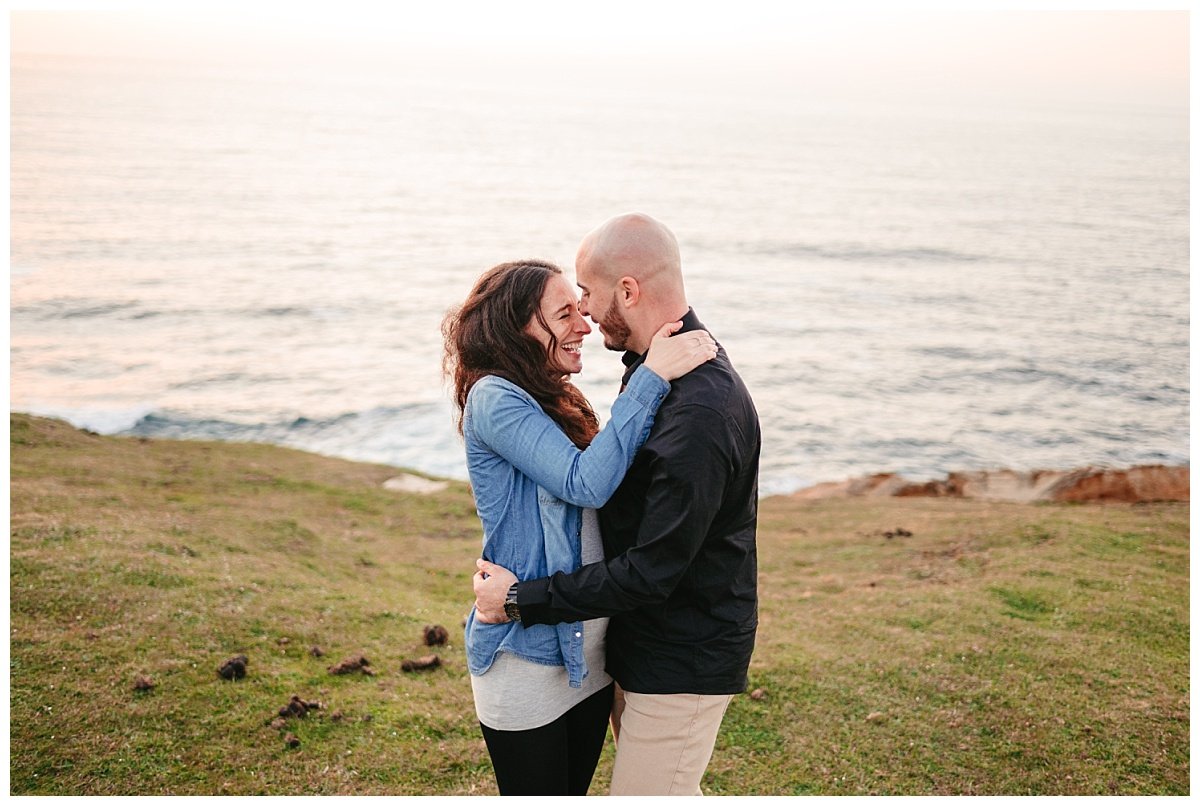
[575,212,688,355]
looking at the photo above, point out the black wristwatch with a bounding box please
[503,582,521,622]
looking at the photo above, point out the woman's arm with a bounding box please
[467,364,667,508]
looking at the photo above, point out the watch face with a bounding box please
[503,601,520,621]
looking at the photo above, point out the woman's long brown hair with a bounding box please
[442,260,599,449]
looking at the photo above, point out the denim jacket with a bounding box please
[463,364,669,687]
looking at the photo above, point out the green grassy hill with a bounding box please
[8,413,1189,794]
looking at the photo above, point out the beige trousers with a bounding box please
[609,684,733,796]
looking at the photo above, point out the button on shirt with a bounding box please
[517,309,761,695]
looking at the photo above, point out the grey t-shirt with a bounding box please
[471,508,612,730]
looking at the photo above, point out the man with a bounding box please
[473,212,760,795]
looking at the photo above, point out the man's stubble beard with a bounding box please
[600,294,633,353]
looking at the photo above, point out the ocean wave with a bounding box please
[122,404,468,482]
[17,404,156,434]
[11,298,199,322]
[166,372,285,391]
[729,239,1001,265]
[910,345,1009,362]
[10,298,350,324]
[893,364,1188,415]
[11,299,139,320]
[250,306,316,318]
[238,304,350,321]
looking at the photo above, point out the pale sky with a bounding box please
[7,3,1192,106]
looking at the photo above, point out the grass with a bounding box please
[8,413,1190,794]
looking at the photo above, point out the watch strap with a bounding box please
[503,582,521,622]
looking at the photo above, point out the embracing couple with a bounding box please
[442,213,760,796]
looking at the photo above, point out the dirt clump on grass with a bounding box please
[423,624,449,646]
[278,695,322,718]
[328,654,374,675]
[401,654,442,672]
[217,655,248,680]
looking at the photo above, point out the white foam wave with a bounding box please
[15,404,157,435]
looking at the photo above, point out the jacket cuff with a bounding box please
[515,576,554,626]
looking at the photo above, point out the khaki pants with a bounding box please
[609,684,733,796]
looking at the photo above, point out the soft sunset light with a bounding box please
[9,3,1190,796]
[10,5,1190,105]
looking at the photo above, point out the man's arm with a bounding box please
[474,404,732,624]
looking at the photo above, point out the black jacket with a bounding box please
[517,309,760,694]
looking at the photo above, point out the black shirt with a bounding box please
[517,309,761,694]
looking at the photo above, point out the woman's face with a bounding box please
[526,274,592,375]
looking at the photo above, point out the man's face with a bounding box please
[577,261,633,353]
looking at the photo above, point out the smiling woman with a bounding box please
[524,274,592,376]
[442,260,599,449]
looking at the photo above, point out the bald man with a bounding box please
[474,213,761,795]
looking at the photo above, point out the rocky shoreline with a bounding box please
[791,464,1189,504]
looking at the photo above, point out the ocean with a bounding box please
[10,53,1189,495]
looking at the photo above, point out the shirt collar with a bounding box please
[620,307,704,387]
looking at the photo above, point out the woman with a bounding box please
[442,259,715,796]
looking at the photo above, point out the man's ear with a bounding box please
[618,276,640,307]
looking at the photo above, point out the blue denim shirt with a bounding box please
[463,364,669,687]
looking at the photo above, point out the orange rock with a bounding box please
[946,469,1076,502]
[894,478,960,497]
[1050,465,1189,503]
[847,473,910,497]
[1128,465,1190,501]
[792,465,1188,504]
[790,480,853,500]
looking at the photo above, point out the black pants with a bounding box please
[480,682,614,796]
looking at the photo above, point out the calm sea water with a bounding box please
[10,54,1189,495]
